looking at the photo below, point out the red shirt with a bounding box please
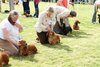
[34,0,40,4]
[57,0,69,8]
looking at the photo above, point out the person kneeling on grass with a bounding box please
[34,7,56,44]
[48,6,77,35]
[0,10,23,55]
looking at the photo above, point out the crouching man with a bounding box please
[51,6,77,35]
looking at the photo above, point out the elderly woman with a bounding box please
[0,10,23,55]
[34,7,56,44]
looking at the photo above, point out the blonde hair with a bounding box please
[46,7,54,13]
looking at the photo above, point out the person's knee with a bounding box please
[40,40,48,44]
[14,48,19,55]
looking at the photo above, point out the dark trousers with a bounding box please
[23,0,30,14]
[34,2,39,17]
[92,4,96,23]
[37,32,48,44]
[53,19,72,35]
[71,0,74,2]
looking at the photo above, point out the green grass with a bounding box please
[0,2,100,67]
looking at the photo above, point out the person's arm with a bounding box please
[38,13,48,30]
[57,10,70,26]
[2,28,18,46]
[15,23,23,32]
[57,11,65,26]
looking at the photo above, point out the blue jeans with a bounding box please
[23,0,30,14]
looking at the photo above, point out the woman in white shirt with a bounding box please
[35,7,56,44]
[0,10,23,55]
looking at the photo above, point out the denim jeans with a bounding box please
[23,0,30,14]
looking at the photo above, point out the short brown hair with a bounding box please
[70,11,77,17]
[47,7,54,13]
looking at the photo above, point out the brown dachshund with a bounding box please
[73,20,80,30]
[27,44,37,55]
[47,30,60,45]
[0,51,9,67]
[18,40,37,56]
[18,40,28,56]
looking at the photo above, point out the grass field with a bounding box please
[0,1,100,67]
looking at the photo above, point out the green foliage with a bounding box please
[0,2,100,67]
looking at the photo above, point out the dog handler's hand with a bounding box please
[47,26,52,31]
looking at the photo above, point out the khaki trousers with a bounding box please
[0,38,18,56]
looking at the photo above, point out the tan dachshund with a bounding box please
[18,40,37,56]
[27,44,37,55]
[73,20,80,30]
[0,51,9,67]
[47,30,60,45]
[18,40,28,56]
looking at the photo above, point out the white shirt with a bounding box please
[34,11,56,33]
[0,18,20,41]
[95,0,100,4]
[52,6,70,26]
[53,6,66,15]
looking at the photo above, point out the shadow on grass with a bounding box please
[4,64,11,67]
[40,30,92,52]
[42,43,72,52]
[61,30,92,38]
[10,54,38,62]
